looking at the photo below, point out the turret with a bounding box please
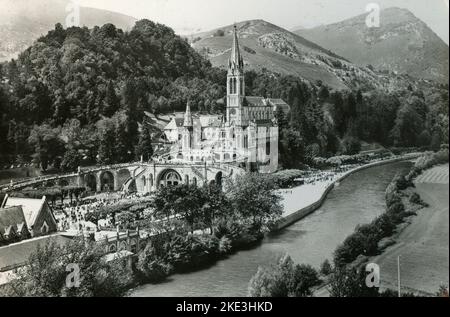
[183,101,193,128]
[182,101,193,151]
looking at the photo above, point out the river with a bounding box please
[131,161,412,297]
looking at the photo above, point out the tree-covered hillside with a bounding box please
[0,20,227,170]
[0,20,448,172]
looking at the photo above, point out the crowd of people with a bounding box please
[54,192,148,233]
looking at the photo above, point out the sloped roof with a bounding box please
[0,206,26,237]
[2,196,46,228]
[0,234,73,271]
[245,96,269,107]
[164,117,185,130]
[245,96,290,111]
[198,115,223,128]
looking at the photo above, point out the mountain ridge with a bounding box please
[189,18,423,91]
[294,7,449,83]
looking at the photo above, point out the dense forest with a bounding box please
[0,20,448,171]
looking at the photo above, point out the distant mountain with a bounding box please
[190,19,408,90]
[0,0,136,62]
[294,7,449,83]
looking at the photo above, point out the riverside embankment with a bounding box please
[130,159,414,297]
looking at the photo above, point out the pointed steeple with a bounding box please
[229,25,243,74]
[183,101,193,127]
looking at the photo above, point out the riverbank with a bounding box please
[371,164,449,295]
[276,153,421,230]
[130,160,413,297]
[312,149,449,297]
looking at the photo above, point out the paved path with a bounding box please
[372,164,449,295]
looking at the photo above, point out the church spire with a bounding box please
[183,101,193,127]
[229,25,243,74]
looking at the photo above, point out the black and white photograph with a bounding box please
[0,0,448,301]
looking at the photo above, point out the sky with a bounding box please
[76,0,449,43]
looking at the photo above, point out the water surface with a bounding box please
[131,161,412,297]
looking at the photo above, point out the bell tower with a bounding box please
[182,101,193,152]
[227,25,245,126]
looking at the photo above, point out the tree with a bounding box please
[226,173,282,232]
[4,238,132,297]
[341,135,361,155]
[290,264,321,297]
[320,259,333,276]
[431,132,442,151]
[135,123,154,161]
[389,103,423,147]
[199,185,231,235]
[279,128,305,169]
[248,254,321,297]
[61,149,83,172]
[116,211,137,229]
[329,266,379,297]
[332,91,345,137]
[97,118,116,165]
[102,81,120,117]
[418,130,432,148]
[151,185,207,233]
[28,124,65,171]
[136,242,173,283]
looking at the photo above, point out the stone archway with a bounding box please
[100,171,115,192]
[117,169,131,189]
[157,169,182,188]
[84,174,97,192]
[215,171,223,189]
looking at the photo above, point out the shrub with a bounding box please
[213,29,225,37]
[334,233,365,267]
[372,214,396,237]
[218,236,232,255]
[409,193,422,205]
[166,234,215,271]
[290,264,321,297]
[320,259,333,276]
[329,266,379,297]
[341,136,362,155]
[136,243,173,283]
[395,175,414,190]
[248,254,321,297]
[387,201,406,224]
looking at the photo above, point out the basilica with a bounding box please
[163,26,290,173]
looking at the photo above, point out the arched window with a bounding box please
[266,135,271,156]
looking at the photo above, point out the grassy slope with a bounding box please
[192,20,351,90]
[371,164,449,295]
[295,8,449,83]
